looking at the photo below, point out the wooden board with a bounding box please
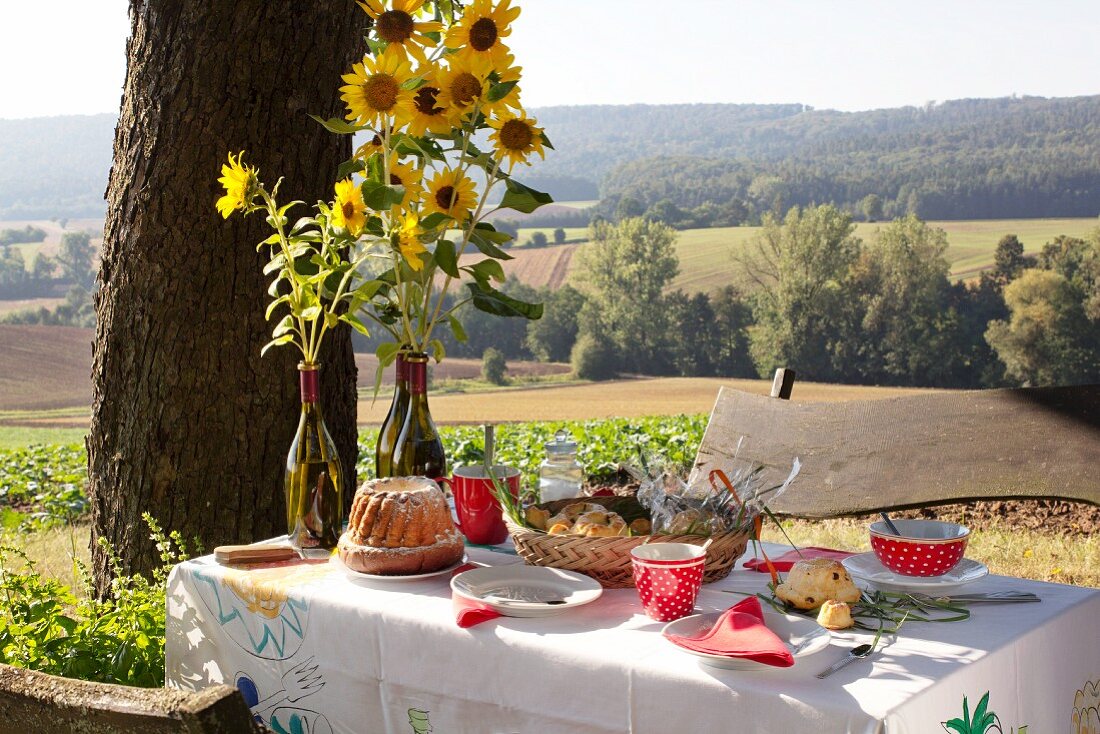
[693,385,1100,518]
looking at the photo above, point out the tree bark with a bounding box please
[89,1,364,590]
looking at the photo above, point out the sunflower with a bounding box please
[423,168,478,221]
[331,179,367,236]
[387,160,425,211]
[396,212,428,271]
[354,133,386,161]
[215,151,259,219]
[435,53,497,119]
[487,111,545,169]
[445,0,520,69]
[405,69,456,136]
[358,0,441,64]
[339,47,416,130]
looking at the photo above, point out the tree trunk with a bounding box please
[89,1,364,591]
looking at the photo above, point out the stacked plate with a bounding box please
[843,553,988,594]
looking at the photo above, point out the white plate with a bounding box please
[451,566,603,618]
[662,611,831,670]
[843,552,988,593]
[338,554,468,585]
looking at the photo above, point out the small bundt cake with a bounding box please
[338,476,464,575]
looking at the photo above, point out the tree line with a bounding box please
[362,210,1098,389]
[0,230,96,326]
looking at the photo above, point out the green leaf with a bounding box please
[336,157,366,180]
[420,212,449,230]
[309,115,366,134]
[943,719,968,734]
[263,254,287,276]
[539,130,555,150]
[376,341,400,367]
[499,178,553,214]
[434,239,460,277]
[428,339,446,363]
[261,335,294,357]
[300,305,322,321]
[468,229,514,260]
[473,221,513,244]
[487,80,518,103]
[339,312,371,336]
[271,316,294,338]
[361,181,406,210]
[463,259,505,284]
[448,314,468,343]
[265,295,289,321]
[465,282,544,319]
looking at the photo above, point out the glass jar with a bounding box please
[538,430,584,502]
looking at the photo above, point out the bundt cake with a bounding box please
[338,476,464,575]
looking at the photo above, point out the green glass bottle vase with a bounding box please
[391,352,447,481]
[285,361,344,557]
[374,350,410,478]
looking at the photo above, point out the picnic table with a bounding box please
[166,539,1100,733]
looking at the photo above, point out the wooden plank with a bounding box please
[0,664,265,733]
[694,385,1100,517]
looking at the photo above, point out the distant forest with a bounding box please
[3,96,1100,221]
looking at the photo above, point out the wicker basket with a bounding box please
[504,495,752,588]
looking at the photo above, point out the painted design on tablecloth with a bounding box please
[1073,679,1100,734]
[236,667,332,734]
[941,692,1027,734]
[408,708,433,734]
[192,561,334,659]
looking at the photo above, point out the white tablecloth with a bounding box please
[166,542,1100,734]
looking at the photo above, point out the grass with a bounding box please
[761,518,1100,588]
[0,426,85,449]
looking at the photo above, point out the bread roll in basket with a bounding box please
[505,494,751,588]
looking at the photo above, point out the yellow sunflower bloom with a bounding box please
[215,151,259,219]
[358,0,442,64]
[331,179,367,236]
[445,0,520,69]
[339,47,416,130]
[396,212,428,271]
[487,111,545,169]
[435,53,497,119]
[423,168,478,221]
[406,68,456,136]
[387,159,425,211]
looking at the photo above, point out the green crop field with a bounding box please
[492,217,1099,293]
[662,217,1099,293]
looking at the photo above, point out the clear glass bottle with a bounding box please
[391,352,447,482]
[538,430,584,502]
[285,361,344,557]
[375,350,409,478]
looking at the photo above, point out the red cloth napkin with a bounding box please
[665,597,794,667]
[451,562,501,628]
[744,547,855,573]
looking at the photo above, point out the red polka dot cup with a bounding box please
[630,542,707,622]
[869,519,969,577]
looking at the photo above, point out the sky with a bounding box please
[2,0,1099,119]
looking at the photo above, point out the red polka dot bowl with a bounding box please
[631,542,707,622]
[869,520,970,577]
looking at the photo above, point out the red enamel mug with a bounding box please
[442,465,520,545]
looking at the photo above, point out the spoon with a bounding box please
[878,512,903,536]
[815,643,875,679]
